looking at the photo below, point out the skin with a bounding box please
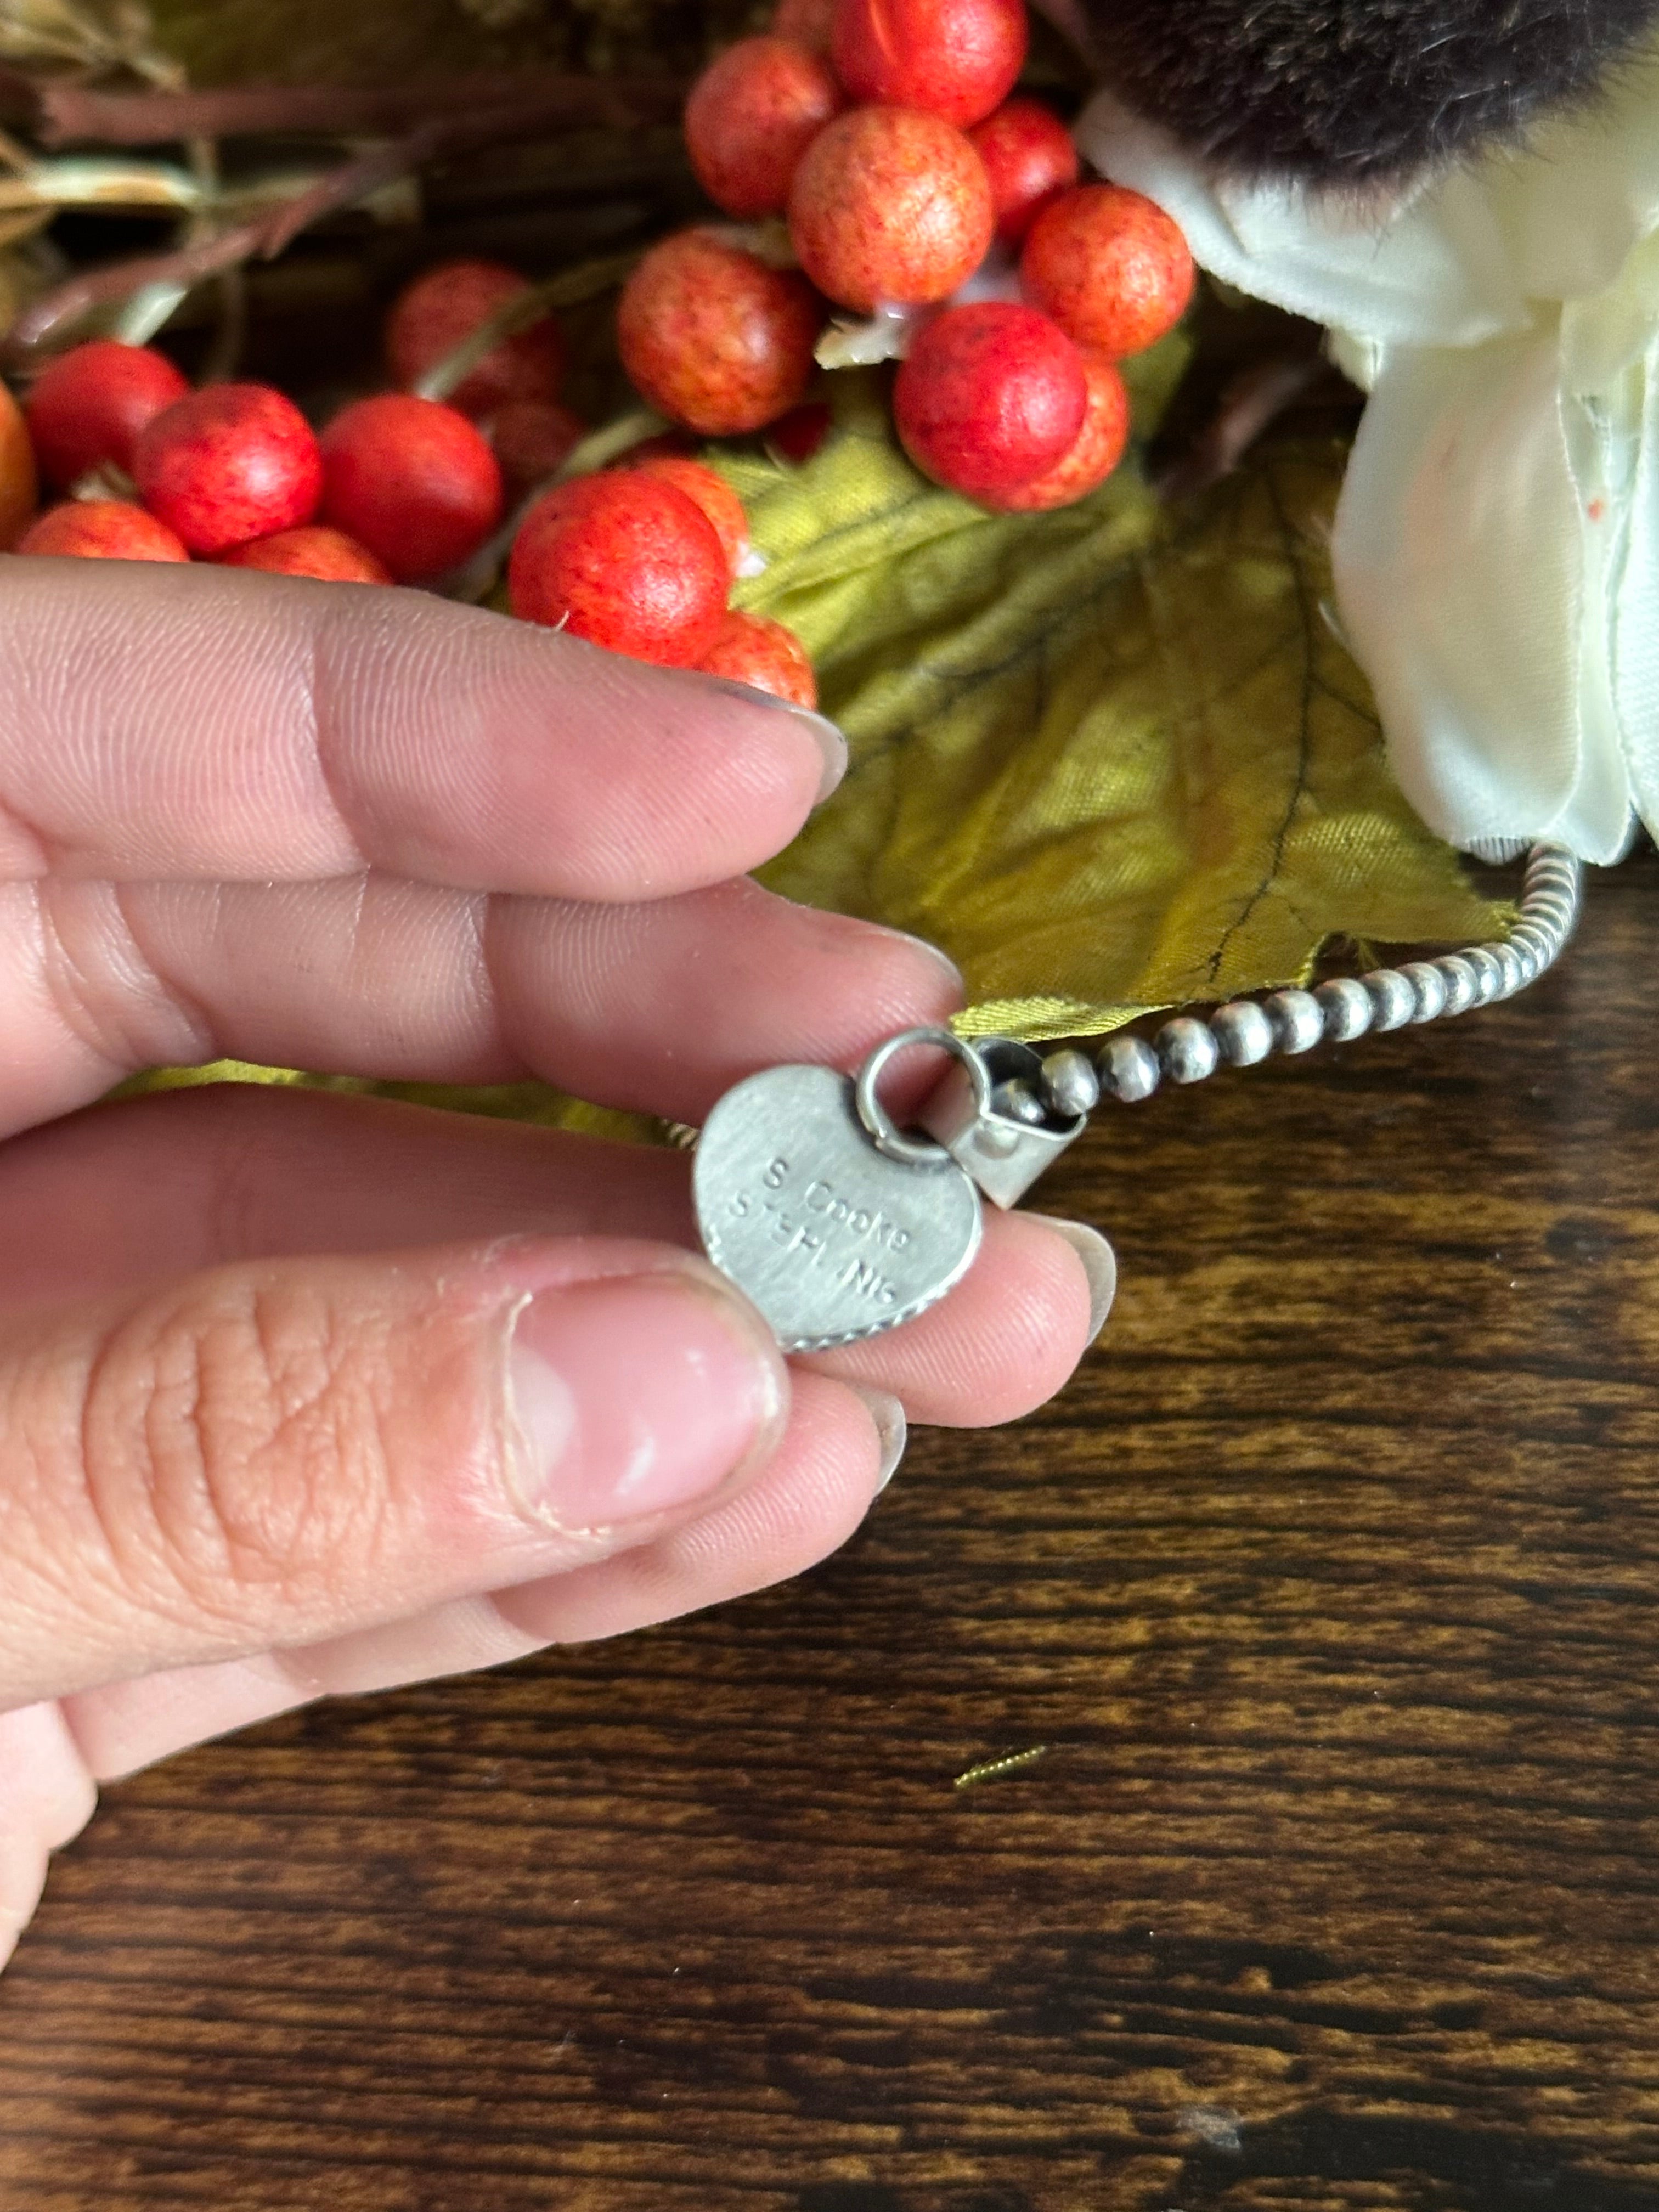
[0,560,1103,1972]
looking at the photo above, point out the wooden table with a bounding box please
[5,854,1659,2212]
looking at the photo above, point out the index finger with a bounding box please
[0,560,844,899]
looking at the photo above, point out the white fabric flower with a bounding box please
[1077,57,1659,862]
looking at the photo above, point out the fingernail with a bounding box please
[505,1271,785,1531]
[697,673,849,803]
[842,1383,907,1491]
[1043,1218,1118,1342]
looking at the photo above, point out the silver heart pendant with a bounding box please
[693,1063,984,1352]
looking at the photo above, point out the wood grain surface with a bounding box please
[4,855,1659,2212]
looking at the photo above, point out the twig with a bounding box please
[1154,351,1333,502]
[28,72,684,148]
[4,92,659,356]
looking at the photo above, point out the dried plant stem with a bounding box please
[28,72,684,148]
[5,91,662,357]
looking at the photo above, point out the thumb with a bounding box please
[0,1235,787,1708]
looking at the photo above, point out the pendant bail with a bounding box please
[918,1035,1087,1209]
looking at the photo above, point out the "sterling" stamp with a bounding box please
[693,1063,984,1351]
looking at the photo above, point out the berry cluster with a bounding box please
[8,258,814,708]
[619,0,1194,511]
[13,327,507,585]
[509,454,815,706]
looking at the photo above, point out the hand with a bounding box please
[0,559,1111,1970]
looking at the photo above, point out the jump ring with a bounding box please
[855,1026,993,1166]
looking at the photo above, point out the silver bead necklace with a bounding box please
[691,843,1584,1352]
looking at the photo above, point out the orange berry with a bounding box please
[969,99,1079,248]
[220,524,392,582]
[893,301,1087,505]
[319,393,503,583]
[488,398,588,495]
[134,383,322,556]
[0,381,37,550]
[685,36,844,218]
[618,229,823,435]
[831,0,1026,129]
[788,105,994,313]
[24,340,190,491]
[992,348,1130,510]
[698,610,817,709]
[765,399,833,464]
[508,471,730,667]
[16,499,189,562]
[1019,183,1195,359]
[386,259,563,418]
[630,453,749,582]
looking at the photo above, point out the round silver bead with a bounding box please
[1400,959,1447,1023]
[990,1076,1049,1127]
[1039,1048,1099,1120]
[1097,1034,1161,1103]
[1264,989,1324,1056]
[1504,937,1542,988]
[1314,975,1373,1042]
[1155,1015,1221,1085]
[1508,923,1553,976]
[1485,941,1525,997]
[1211,1000,1275,1066]
[1364,968,1417,1032]
[1434,955,1479,1015]
[1464,946,1505,1005]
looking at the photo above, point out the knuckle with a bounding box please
[81,1272,396,1624]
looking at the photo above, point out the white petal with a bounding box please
[1332,336,1632,862]
[1471,49,1659,306]
[1075,90,1529,349]
[1610,346,1659,837]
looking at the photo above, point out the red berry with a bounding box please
[992,348,1130,510]
[319,393,503,583]
[772,0,837,52]
[685,36,844,218]
[698,610,817,708]
[16,499,190,562]
[1019,183,1195,359]
[788,106,994,312]
[488,398,588,494]
[765,399,833,464]
[894,301,1087,505]
[832,0,1026,127]
[220,524,392,583]
[0,383,37,550]
[969,99,1079,248]
[630,453,749,582]
[134,383,322,556]
[386,259,564,419]
[507,471,729,667]
[24,340,191,492]
[618,230,822,435]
